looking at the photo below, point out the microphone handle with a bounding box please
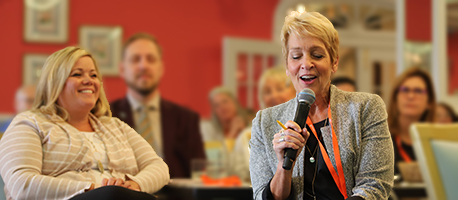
[282,102,310,170]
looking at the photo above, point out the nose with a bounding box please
[82,74,93,85]
[301,54,314,70]
[138,57,149,70]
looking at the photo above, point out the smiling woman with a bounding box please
[249,11,394,200]
[0,47,169,200]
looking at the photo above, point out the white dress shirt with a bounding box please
[127,93,164,158]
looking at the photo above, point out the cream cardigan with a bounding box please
[0,110,170,200]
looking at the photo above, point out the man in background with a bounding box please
[331,76,357,92]
[0,85,36,133]
[110,33,205,178]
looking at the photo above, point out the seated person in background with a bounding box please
[233,67,297,182]
[200,87,250,178]
[110,33,205,178]
[258,67,297,109]
[331,76,357,92]
[0,47,169,200]
[435,102,458,123]
[387,67,436,175]
[0,85,36,133]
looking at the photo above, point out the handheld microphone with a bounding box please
[282,88,315,170]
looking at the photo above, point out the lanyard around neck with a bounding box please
[305,105,348,199]
[395,135,412,162]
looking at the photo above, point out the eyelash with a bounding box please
[71,73,97,77]
[291,54,323,60]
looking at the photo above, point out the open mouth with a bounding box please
[300,75,317,82]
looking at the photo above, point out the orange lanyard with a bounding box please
[306,106,348,199]
[395,135,412,163]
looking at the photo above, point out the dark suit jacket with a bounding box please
[110,96,206,178]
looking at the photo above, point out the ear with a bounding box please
[118,62,125,79]
[159,60,165,78]
[331,56,339,74]
[285,69,290,76]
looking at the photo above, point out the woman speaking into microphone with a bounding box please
[249,11,393,200]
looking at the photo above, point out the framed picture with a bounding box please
[79,26,122,76]
[24,0,68,43]
[23,54,49,85]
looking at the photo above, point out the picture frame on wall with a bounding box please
[79,26,122,76]
[23,54,48,85]
[24,0,69,43]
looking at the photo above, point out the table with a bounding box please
[156,179,253,200]
[392,182,427,199]
[157,179,427,200]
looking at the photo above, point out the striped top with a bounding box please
[0,110,170,200]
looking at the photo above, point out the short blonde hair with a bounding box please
[281,11,339,65]
[257,67,292,109]
[33,46,111,121]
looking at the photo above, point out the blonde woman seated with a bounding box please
[0,47,169,200]
[233,67,297,182]
[200,87,250,178]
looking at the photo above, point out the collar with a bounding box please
[127,92,161,111]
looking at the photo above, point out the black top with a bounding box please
[262,119,363,200]
[392,136,416,174]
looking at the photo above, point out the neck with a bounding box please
[221,120,231,133]
[397,115,421,145]
[66,110,92,132]
[128,88,159,104]
[309,88,330,122]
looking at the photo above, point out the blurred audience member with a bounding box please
[387,67,436,174]
[200,87,250,178]
[0,47,168,200]
[435,102,458,123]
[331,76,356,92]
[233,67,297,183]
[258,67,296,109]
[110,33,205,178]
[0,85,36,133]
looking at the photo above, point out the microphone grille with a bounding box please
[297,88,316,104]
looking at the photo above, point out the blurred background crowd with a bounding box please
[0,0,457,199]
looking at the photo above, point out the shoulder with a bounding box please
[334,89,386,113]
[14,110,50,123]
[4,110,53,139]
[100,116,128,129]
[256,98,296,122]
[110,97,129,109]
[161,98,199,118]
[252,99,295,137]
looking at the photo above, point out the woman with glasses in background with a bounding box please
[387,67,436,175]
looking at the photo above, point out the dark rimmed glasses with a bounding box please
[398,86,428,96]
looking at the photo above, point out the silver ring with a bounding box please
[279,136,285,142]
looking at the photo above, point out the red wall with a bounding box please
[405,0,431,41]
[0,0,278,117]
[448,32,458,94]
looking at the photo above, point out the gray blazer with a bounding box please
[249,85,394,200]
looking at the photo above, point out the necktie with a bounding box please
[137,106,154,145]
